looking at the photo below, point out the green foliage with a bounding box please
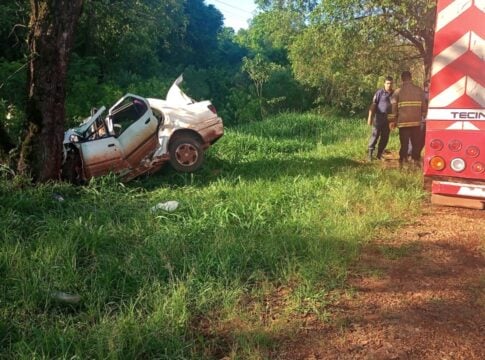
[243,55,282,98]
[75,0,185,76]
[289,23,379,112]
[0,60,27,144]
[264,67,314,114]
[181,0,224,67]
[0,111,425,358]
[0,0,438,154]
[253,0,436,113]
[242,54,281,118]
[237,9,303,63]
[0,1,29,61]
[59,0,244,126]
[242,54,304,120]
[225,88,261,124]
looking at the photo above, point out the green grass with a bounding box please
[0,112,425,359]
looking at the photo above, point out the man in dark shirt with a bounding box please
[367,76,393,161]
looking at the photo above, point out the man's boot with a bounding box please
[368,150,373,161]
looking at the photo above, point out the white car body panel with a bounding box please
[62,75,224,182]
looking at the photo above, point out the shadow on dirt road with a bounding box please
[277,206,485,360]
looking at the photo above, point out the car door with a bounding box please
[109,95,159,168]
[79,136,125,178]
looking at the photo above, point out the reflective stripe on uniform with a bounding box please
[398,101,422,108]
[398,121,421,127]
[397,101,423,107]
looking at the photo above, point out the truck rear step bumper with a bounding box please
[431,180,485,209]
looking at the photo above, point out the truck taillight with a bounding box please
[430,156,445,170]
[450,158,466,172]
[448,139,462,152]
[430,139,443,151]
[208,104,217,114]
[471,162,485,174]
[466,146,480,158]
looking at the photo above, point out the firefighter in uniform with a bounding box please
[389,71,427,166]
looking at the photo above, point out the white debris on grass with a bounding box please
[51,291,81,304]
[150,200,179,213]
[52,193,65,202]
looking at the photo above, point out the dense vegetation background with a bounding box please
[0,1,435,357]
[0,0,435,150]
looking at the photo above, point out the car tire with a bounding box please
[169,135,204,172]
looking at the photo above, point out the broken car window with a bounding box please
[110,97,148,136]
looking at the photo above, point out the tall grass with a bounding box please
[0,112,424,359]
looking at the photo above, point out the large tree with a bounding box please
[17,0,83,181]
[257,0,436,74]
[311,0,437,79]
[251,0,436,111]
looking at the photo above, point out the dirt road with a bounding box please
[278,205,485,359]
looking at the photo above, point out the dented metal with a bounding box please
[62,75,223,183]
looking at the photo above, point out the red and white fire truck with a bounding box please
[424,0,485,209]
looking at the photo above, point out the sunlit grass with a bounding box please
[0,112,424,358]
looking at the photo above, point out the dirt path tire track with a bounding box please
[278,205,485,360]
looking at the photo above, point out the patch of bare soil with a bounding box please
[277,205,485,360]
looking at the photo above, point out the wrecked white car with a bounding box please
[62,76,224,182]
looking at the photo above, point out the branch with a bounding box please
[0,53,37,90]
[8,24,27,48]
[8,23,27,38]
[392,27,425,56]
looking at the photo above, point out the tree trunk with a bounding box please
[423,30,434,82]
[17,0,83,182]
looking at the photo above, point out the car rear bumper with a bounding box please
[198,118,224,147]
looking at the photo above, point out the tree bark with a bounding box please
[423,30,434,82]
[17,0,83,182]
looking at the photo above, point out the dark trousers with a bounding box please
[418,122,426,154]
[407,122,426,156]
[399,126,422,162]
[368,121,390,156]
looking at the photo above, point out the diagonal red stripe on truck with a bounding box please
[433,6,484,54]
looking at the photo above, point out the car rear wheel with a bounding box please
[169,135,204,172]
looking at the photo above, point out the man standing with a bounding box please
[367,76,394,161]
[389,71,426,166]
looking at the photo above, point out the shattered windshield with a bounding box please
[74,106,107,134]
[73,106,108,140]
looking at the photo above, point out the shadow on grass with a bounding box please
[137,155,363,190]
[231,114,357,146]
[194,237,485,360]
[272,224,485,359]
